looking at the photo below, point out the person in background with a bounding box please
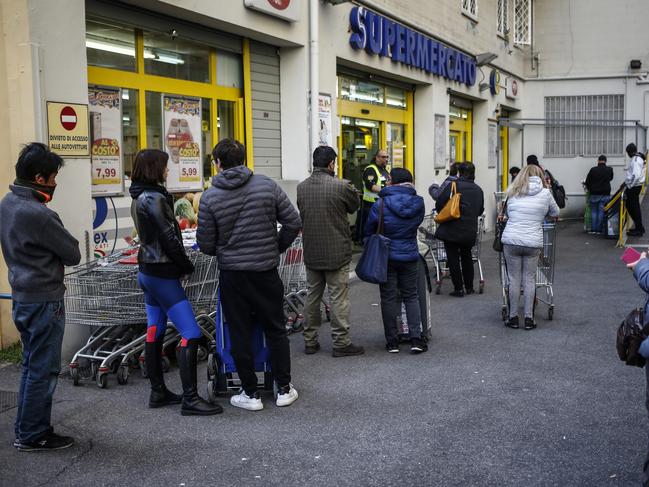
[509,166,520,182]
[365,168,426,353]
[0,143,81,451]
[429,162,460,201]
[627,251,649,486]
[297,146,364,357]
[197,139,301,411]
[434,163,484,297]
[584,155,613,234]
[130,149,222,416]
[624,142,647,237]
[501,164,560,330]
[354,150,390,244]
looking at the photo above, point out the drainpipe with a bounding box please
[309,0,319,165]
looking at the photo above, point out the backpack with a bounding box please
[545,169,566,209]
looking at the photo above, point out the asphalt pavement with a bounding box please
[0,218,647,486]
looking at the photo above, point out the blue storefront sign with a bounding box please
[349,7,477,87]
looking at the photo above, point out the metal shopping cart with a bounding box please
[418,212,486,294]
[498,221,557,321]
[67,246,218,388]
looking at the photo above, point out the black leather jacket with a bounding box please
[129,182,193,278]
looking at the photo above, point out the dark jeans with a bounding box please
[627,185,645,233]
[354,201,374,243]
[444,242,474,292]
[589,195,609,233]
[219,269,291,395]
[379,260,422,346]
[13,300,65,443]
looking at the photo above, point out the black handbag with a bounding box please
[493,198,507,252]
[616,308,647,368]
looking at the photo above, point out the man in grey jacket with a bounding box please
[197,139,301,411]
[297,146,364,357]
[0,143,81,451]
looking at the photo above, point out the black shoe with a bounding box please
[524,318,536,330]
[449,290,465,297]
[304,342,320,355]
[410,338,428,354]
[16,432,74,452]
[386,343,399,353]
[465,288,475,295]
[505,316,520,329]
[145,340,181,408]
[332,343,365,357]
[178,339,223,416]
[149,385,183,408]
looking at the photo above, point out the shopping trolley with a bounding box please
[499,222,557,321]
[418,212,486,294]
[277,234,331,333]
[67,246,218,388]
[205,288,274,403]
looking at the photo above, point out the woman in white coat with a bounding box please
[501,164,560,330]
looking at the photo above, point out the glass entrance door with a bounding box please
[449,105,472,164]
[340,117,380,192]
[387,122,405,169]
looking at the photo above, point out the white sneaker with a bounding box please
[230,390,263,411]
[276,384,299,407]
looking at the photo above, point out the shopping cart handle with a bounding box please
[0,293,11,300]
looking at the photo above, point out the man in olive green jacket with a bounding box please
[297,146,365,357]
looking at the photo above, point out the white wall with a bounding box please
[28,0,93,358]
[532,0,649,78]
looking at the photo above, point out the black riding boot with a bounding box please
[145,339,182,408]
[177,338,223,416]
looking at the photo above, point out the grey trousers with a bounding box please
[303,264,352,349]
[503,244,540,319]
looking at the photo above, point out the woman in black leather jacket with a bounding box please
[130,149,221,416]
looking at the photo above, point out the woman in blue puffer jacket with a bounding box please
[365,168,426,354]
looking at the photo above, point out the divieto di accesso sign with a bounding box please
[349,7,477,87]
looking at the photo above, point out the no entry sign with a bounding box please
[60,106,78,130]
[47,101,90,157]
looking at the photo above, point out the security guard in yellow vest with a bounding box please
[354,150,390,244]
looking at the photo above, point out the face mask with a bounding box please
[15,178,56,202]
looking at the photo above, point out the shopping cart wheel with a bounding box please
[70,365,80,386]
[91,362,99,381]
[479,281,485,294]
[501,306,508,321]
[161,356,171,373]
[206,380,217,404]
[548,307,554,321]
[435,284,442,295]
[117,366,129,385]
[207,354,216,377]
[96,372,108,389]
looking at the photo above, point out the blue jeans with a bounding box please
[589,195,609,233]
[13,300,65,443]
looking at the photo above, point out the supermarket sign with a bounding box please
[348,7,477,87]
[46,101,90,157]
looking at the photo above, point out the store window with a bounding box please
[497,0,509,36]
[385,86,407,110]
[514,0,531,45]
[217,51,243,88]
[86,20,136,72]
[339,76,384,106]
[143,32,210,83]
[86,16,245,194]
[462,0,478,20]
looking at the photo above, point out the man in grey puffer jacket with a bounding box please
[197,139,301,411]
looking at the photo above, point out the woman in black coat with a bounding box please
[434,163,484,296]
